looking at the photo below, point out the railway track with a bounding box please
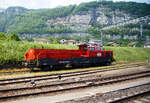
[0,70,30,75]
[110,90,150,103]
[61,83,150,103]
[0,62,145,86]
[0,68,150,102]
[0,62,141,75]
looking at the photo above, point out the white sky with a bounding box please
[0,0,150,9]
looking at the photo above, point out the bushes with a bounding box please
[0,33,6,40]
[0,33,21,41]
[7,33,21,41]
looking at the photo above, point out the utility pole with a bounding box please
[100,0,103,47]
[101,30,103,47]
[140,23,143,38]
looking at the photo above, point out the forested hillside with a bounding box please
[0,1,150,38]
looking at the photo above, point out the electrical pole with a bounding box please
[101,30,103,47]
[100,0,103,47]
[140,23,143,38]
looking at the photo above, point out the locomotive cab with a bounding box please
[79,44,88,51]
[78,44,104,57]
[79,44,89,57]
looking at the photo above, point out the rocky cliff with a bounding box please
[46,7,132,31]
[0,8,5,12]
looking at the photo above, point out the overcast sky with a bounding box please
[0,0,150,9]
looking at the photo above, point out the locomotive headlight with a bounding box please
[97,53,101,56]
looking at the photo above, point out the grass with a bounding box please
[104,46,150,62]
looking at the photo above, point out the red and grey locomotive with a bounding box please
[25,44,114,70]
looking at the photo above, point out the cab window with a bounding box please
[89,47,95,51]
[97,48,101,51]
[84,47,88,51]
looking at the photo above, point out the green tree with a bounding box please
[48,37,59,44]
[7,33,21,41]
[0,33,6,40]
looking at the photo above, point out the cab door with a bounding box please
[88,47,97,57]
[79,45,89,57]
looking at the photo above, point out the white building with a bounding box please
[88,39,101,46]
[144,42,150,48]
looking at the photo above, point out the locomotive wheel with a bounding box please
[106,62,112,66]
[41,65,51,71]
[30,67,34,72]
[29,65,35,72]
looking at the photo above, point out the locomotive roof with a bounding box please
[78,44,102,48]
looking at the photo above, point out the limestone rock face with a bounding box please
[46,7,133,31]
[0,8,5,13]
[104,34,138,40]
[5,7,28,16]
[69,14,91,25]
[46,13,92,31]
